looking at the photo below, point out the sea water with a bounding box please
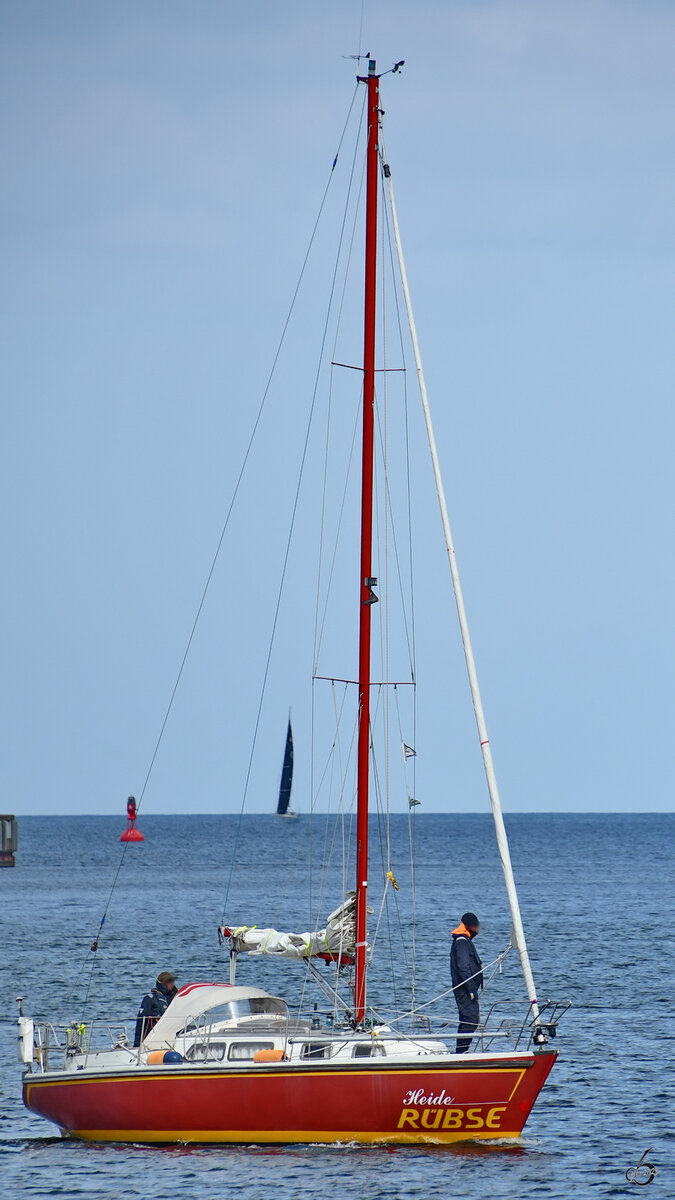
[0,812,672,1199]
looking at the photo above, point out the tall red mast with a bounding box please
[354,59,380,1025]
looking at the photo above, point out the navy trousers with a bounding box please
[455,994,479,1053]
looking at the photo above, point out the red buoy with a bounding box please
[120,795,144,843]
[120,826,145,842]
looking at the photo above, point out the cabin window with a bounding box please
[228,1041,275,1061]
[352,1042,386,1058]
[300,1042,332,1060]
[184,1042,227,1062]
[207,998,289,1025]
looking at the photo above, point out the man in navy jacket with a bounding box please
[450,912,483,1053]
[133,971,178,1046]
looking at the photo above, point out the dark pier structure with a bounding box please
[0,815,18,866]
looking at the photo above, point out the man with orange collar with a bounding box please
[133,971,178,1047]
[450,911,483,1053]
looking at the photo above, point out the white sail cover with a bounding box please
[221,894,356,961]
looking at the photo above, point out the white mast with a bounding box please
[384,161,541,1022]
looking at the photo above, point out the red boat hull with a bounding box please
[24,1050,556,1144]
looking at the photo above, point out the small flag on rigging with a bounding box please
[408,797,421,809]
[402,743,416,759]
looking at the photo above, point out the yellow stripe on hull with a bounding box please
[70,1127,523,1145]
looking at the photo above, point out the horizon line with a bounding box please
[11,809,670,818]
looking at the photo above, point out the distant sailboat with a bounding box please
[276,719,298,818]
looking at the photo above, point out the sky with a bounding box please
[2,0,675,815]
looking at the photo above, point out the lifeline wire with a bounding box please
[372,944,513,1027]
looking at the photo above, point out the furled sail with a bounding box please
[219,894,357,963]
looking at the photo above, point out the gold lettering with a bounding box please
[465,1108,485,1130]
[420,1108,443,1130]
[485,1106,507,1130]
[397,1108,420,1130]
[442,1108,464,1129]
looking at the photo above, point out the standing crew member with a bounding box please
[450,912,483,1053]
[134,970,178,1046]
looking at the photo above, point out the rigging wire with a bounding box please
[304,95,365,931]
[304,127,422,1020]
[304,110,424,1023]
[313,388,362,671]
[355,150,420,1016]
[369,718,410,1005]
[223,89,367,923]
[370,441,404,1013]
[309,684,355,932]
[312,142,368,674]
[224,92,420,1021]
[371,943,513,1027]
[303,94,368,1014]
[299,683,357,1022]
[73,84,361,1014]
[371,404,415,679]
[376,199,391,896]
[379,135,419,1013]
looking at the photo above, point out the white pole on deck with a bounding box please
[384,161,541,1022]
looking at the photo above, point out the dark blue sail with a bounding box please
[276,720,294,815]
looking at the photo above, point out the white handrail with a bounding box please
[384,161,540,1021]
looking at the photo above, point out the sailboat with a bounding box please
[275,719,299,818]
[19,60,566,1145]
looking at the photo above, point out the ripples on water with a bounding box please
[1,813,673,1198]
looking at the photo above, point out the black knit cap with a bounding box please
[461,912,479,928]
